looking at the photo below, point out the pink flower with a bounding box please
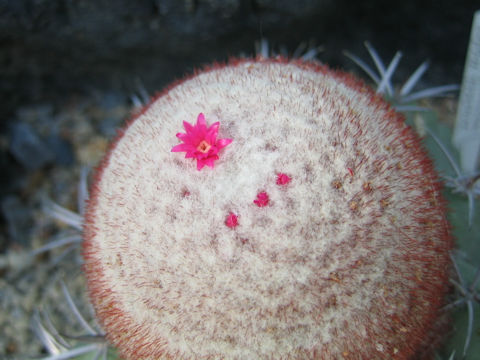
[225,212,239,228]
[276,173,292,185]
[171,113,232,170]
[254,192,269,207]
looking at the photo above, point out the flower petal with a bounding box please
[204,156,218,168]
[171,143,195,153]
[183,121,195,134]
[206,122,220,144]
[176,132,190,141]
[196,113,207,133]
[216,138,233,150]
[196,159,206,170]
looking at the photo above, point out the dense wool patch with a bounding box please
[83,59,452,359]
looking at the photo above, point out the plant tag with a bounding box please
[454,10,480,174]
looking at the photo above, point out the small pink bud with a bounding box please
[254,192,269,207]
[225,212,239,228]
[276,173,292,185]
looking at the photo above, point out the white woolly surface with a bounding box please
[85,61,450,359]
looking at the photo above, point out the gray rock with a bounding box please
[98,117,122,139]
[0,195,33,247]
[9,123,55,170]
[45,134,75,166]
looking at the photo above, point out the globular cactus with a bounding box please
[83,58,452,359]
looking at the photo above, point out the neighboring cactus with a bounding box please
[83,58,452,359]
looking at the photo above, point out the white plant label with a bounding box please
[454,10,480,174]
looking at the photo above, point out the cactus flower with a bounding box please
[171,112,232,170]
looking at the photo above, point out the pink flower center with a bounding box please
[197,140,211,153]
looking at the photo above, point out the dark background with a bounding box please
[0,0,478,250]
[1,0,478,122]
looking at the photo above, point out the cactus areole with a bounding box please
[83,58,452,359]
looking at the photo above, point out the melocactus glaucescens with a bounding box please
[83,58,452,359]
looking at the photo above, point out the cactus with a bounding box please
[81,58,453,359]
